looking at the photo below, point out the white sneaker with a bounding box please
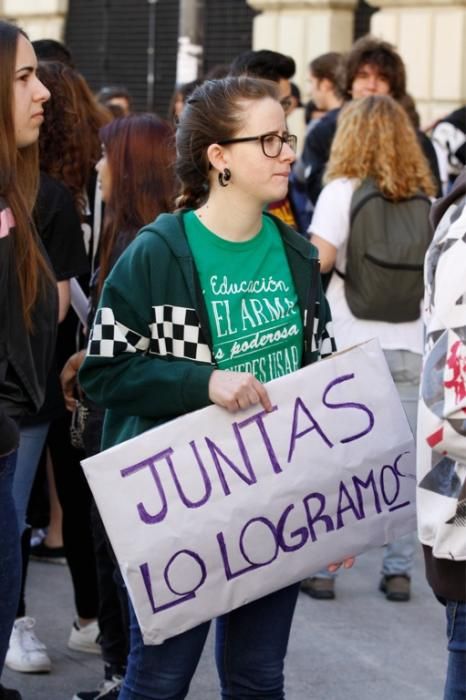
[68,619,101,654]
[5,617,52,673]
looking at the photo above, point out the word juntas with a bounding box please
[121,372,375,525]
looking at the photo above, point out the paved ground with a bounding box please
[2,544,446,700]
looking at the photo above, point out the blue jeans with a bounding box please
[12,422,49,533]
[312,349,420,581]
[382,349,421,577]
[444,601,466,700]
[0,451,21,672]
[120,582,300,699]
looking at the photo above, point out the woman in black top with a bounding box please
[0,20,56,698]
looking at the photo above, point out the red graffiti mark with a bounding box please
[427,427,443,448]
[444,340,466,403]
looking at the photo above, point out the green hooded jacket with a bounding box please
[79,211,335,449]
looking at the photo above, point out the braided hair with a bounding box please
[175,76,278,209]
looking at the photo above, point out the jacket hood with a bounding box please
[139,210,319,262]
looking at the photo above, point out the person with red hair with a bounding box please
[62,113,176,700]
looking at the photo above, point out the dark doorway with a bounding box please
[65,0,180,117]
[202,0,258,77]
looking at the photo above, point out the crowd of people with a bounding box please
[0,17,464,700]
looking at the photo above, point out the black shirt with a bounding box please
[35,173,89,281]
[25,173,89,423]
[0,196,57,422]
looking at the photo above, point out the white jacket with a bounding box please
[417,172,466,563]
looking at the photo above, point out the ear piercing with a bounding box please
[218,168,231,187]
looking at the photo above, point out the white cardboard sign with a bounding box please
[82,339,416,644]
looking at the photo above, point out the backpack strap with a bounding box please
[334,267,345,280]
[350,178,383,226]
[337,179,382,280]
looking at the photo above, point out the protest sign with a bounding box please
[82,338,416,644]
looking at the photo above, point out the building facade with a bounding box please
[2,0,465,122]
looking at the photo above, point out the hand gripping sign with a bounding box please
[82,339,416,644]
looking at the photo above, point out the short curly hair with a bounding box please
[344,35,406,100]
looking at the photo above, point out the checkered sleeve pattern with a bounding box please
[319,319,335,358]
[310,299,335,359]
[149,305,213,364]
[88,307,150,357]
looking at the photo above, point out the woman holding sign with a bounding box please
[80,76,344,699]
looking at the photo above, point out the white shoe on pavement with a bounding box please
[5,617,52,673]
[68,619,101,654]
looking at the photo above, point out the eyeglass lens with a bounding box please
[261,134,297,157]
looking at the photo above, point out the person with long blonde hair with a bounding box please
[323,94,436,200]
[306,94,436,603]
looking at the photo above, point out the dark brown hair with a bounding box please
[0,21,53,329]
[37,61,111,218]
[309,52,345,99]
[176,76,279,209]
[97,114,176,295]
[229,50,295,82]
[398,92,421,130]
[167,79,201,124]
[344,35,406,100]
[32,38,74,67]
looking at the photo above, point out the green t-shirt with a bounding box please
[185,210,303,383]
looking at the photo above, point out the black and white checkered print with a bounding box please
[318,319,335,358]
[307,300,335,358]
[149,305,212,363]
[88,308,150,357]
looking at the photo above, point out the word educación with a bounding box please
[120,373,412,616]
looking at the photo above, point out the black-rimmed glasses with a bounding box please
[218,132,298,158]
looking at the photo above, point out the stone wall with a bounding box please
[0,0,67,40]
[4,0,465,125]
[247,0,466,125]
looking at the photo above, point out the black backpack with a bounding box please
[337,179,432,323]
